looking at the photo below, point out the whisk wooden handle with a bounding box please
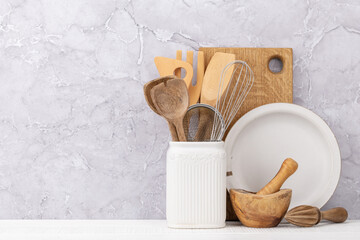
[321,207,348,223]
[257,158,298,195]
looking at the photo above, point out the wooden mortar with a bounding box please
[230,158,298,228]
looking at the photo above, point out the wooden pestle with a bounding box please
[257,158,298,195]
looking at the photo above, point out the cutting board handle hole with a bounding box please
[173,67,187,79]
[268,57,283,74]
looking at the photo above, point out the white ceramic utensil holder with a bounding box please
[166,142,226,229]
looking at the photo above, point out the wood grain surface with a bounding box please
[143,76,179,141]
[199,47,293,138]
[230,189,292,228]
[256,158,298,195]
[150,78,189,141]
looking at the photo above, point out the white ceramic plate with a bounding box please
[225,103,340,208]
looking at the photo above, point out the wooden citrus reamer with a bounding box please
[285,205,348,227]
[230,158,298,228]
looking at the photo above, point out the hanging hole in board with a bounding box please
[173,67,187,78]
[268,57,283,73]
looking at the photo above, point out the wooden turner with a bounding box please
[200,52,235,107]
[285,205,348,227]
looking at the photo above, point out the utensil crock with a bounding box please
[166,141,226,228]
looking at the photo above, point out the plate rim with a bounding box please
[225,103,341,208]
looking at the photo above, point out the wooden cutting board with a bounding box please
[199,47,293,138]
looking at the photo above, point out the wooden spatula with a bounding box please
[285,205,348,227]
[200,52,235,107]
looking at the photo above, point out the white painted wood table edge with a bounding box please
[0,220,359,240]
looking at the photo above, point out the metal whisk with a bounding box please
[211,60,254,141]
[183,103,225,141]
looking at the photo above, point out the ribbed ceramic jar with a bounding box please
[166,141,226,229]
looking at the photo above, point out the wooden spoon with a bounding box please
[143,76,178,141]
[285,205,348,227]
[150,78,189,141]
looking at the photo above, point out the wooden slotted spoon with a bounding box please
[143,75,178,141]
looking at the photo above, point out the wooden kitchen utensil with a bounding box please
[172,50,204,106]
[154,57,193,89]
[144,75,178,141]
[150,78,189,141]
[257,158,298,195]
[175,50,182,78]
[230,158,298,228]
[199,47,293,139]
[186,51,205,106]
[190,51,205,105]
[285,205,348,227]
[200,52,236,107]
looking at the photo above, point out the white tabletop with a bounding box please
[0,220,359,240]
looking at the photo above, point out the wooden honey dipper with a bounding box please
[230,158,298,228]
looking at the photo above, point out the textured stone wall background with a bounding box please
[0,0,359,219]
